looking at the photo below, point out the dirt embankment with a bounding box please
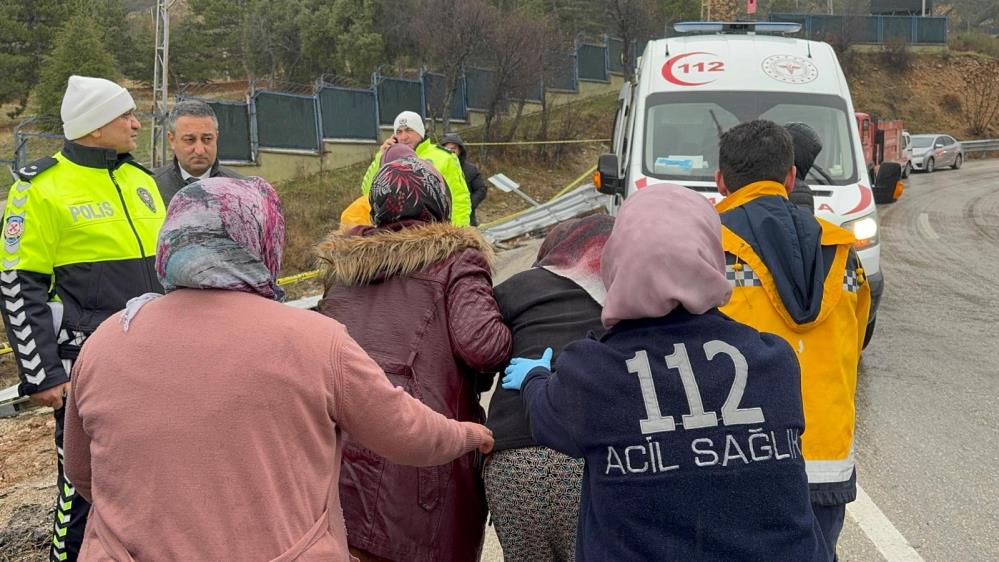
[845,50,997,139]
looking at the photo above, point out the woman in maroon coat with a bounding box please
[316,153,512,562]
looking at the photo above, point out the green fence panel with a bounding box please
[465,68,496,110]
[577,43,608,82]
[518,80,543,103]
[608,38,625,74]
[318,87,378,140]
[915,17,947,43]
[423,73,467,121]
[771,13,947,44]
[812,14,878,42]
[546,50,577,91]
[377,78,423,126]
[207,101,252,162]
[254,92,320,151]
[883,16,913,42]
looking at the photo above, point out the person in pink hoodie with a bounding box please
[62,176,493,562]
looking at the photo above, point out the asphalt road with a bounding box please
[851,158,999,561]
[482,159,999,561]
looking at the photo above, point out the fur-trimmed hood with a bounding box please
[315,222,494,286]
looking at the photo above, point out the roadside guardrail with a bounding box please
[963,139,999,155]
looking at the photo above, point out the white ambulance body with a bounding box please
[601,22,884,325]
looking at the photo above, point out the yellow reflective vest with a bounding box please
[360,139,471,226]
[717,181,871,504]
[1,142,166,394]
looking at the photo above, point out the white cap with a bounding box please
[61,75,136,140]
[393,111,425,139]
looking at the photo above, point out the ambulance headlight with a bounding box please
[842,216,879,249]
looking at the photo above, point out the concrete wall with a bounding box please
[228,75,624,184]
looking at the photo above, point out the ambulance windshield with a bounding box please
[643,91,857,187]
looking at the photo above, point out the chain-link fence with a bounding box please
[8,113,157,174]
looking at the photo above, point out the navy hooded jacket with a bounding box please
[521,308,829,562]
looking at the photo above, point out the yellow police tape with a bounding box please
[0,164,600,358]
[463,138,610,147]
[277,270,320,286]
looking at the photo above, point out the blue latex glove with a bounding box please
[501,347,553,390]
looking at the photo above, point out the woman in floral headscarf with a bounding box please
[316,155,512,562]
[62,177,494,562]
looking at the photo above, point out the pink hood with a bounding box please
[601,184,731,328]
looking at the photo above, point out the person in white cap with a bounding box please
[0,75,168,562]
[359,110,472,226]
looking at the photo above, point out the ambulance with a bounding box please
[596,21,887,343]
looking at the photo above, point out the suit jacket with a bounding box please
[153,159,244,205]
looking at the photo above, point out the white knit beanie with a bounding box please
[393,111,425,139]
[61,75,136,140]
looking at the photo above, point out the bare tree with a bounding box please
[412,0,495,133]
[478,8,548,147]
[605,0,657,81]
[965,60,999,136]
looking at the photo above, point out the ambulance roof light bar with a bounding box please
[673,21,802,35]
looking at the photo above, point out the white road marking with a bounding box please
[847,484,926,561]
[917,213,939,240]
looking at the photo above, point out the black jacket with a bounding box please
[153,158,244,206]
[486,267,604,451]
[786,122,821,214]
[440,133,488,226]
[790,178,815,213]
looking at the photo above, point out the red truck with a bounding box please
[855,112,907,203]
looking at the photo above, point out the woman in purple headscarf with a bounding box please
[316,154,512,562]
[499,184,829,561]
[61,177,493,562]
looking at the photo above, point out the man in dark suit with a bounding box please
[153,100,243,204]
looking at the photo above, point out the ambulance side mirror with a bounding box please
[596,153,625,196]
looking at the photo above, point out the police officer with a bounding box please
[359,111,472,226]
[0,75,167,562]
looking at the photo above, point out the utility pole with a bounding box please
[151,0,175,168]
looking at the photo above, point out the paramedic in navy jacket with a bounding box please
[502,184,829,562]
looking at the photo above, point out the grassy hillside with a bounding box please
[276,93,619,277]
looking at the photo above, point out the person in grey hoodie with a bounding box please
[441,132,488,226]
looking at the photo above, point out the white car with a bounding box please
[910,134,964,173]
[901,130,912,177]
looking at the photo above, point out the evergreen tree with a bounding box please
[36,13,119,129]
[0,0,71,117]
[75,0,150,82]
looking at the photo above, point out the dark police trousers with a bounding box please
[52,400,90,561]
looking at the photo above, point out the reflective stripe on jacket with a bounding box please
[1,141,165,395]
[717,181,871,504]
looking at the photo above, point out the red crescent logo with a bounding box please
[662,52,715,86]
[846,184,873,214]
